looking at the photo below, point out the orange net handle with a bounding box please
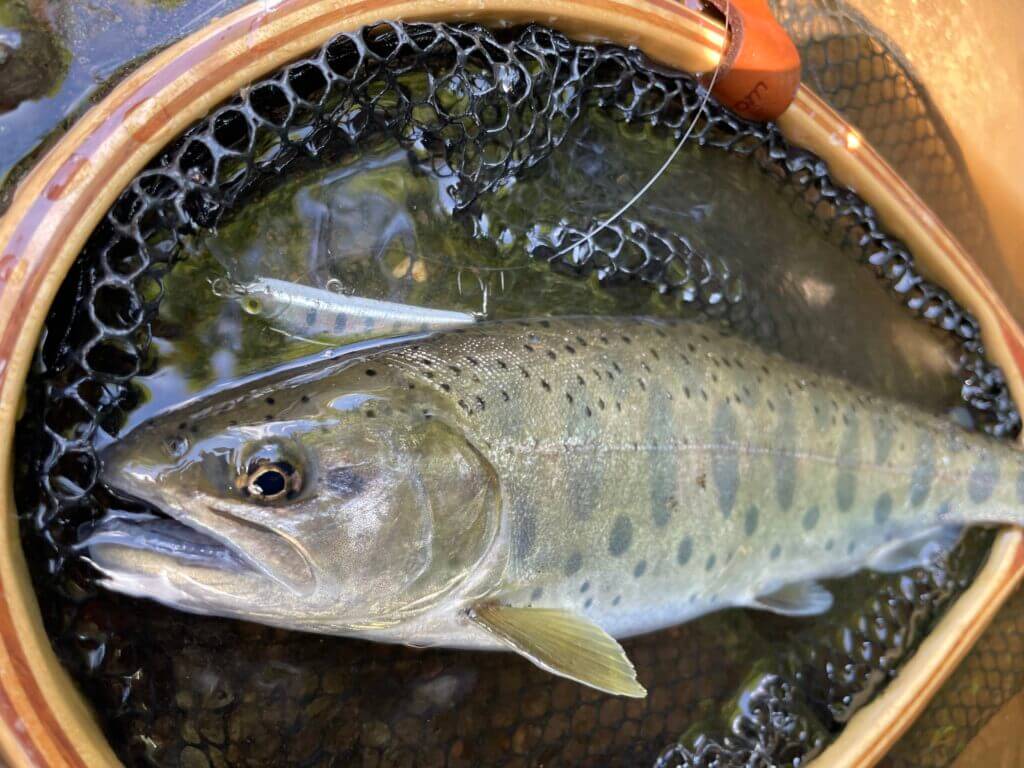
[703,0,801,121]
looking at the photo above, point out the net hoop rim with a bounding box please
[0,2,1020,766]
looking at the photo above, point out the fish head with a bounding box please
[87,361,500,632]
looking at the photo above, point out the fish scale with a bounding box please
[381,317,1021,639]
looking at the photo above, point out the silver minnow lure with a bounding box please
[230,277,474,341]
[86,315,1024,697]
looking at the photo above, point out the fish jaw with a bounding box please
[81,509,280,622]
[87,446,317,601]
[82,511,250,573]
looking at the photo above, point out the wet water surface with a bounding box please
[149,109,966,421]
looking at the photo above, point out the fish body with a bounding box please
[332,317,1017,641]
[88,316,1024,695]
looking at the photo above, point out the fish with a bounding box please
[227,276,474,342]
[84,315,1024,698]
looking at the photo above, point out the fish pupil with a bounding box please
[246,461,299,500]
[254,471,286,496]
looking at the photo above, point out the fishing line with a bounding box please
[556,0,731,257]
[410,252,533,273]
[214,10,731,319]
[267,326,335,347]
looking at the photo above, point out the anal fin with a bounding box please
[867,525,963,574]
[470,603,646,698]
[750,580,834,617]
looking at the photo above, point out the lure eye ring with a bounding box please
[240,460,302,502]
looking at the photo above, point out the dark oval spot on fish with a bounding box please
[835,412,859,511]
[608,515,633,557]
[969,453,1000,503]
[744,506,758,536]
[874,417,894,464]
[564,551,582,576]
[633,560,647,578]
[677,537,693,566]
[802,506,820,531]
[774,400,797,510]
[835,473,856,512]
[711,402,739,519]
[909,431,935,507]
[651,500,672,528]
[874,492,893,524]
[647,385,676,528]
[514,504,537,559]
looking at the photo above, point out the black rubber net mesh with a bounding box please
[11,17,1020,768]
[882,584,1024,767]
[770,0,997,269]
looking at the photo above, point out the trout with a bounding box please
[86,316,1024,697]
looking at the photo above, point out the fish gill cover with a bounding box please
[10,19,1019,768]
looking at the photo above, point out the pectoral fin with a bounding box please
[469,603,646,698]
[750,580,834,616]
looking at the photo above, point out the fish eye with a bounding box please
[241,297,263,315]
[242,460,302,503]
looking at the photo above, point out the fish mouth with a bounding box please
[80,511,251,573]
